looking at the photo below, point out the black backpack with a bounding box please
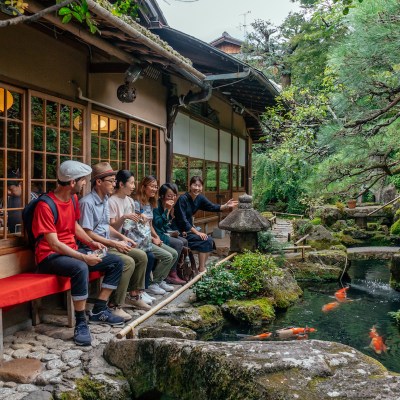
[22,193,76,250]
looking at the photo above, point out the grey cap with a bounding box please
[58,160,92,182]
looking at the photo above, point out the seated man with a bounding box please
[33,160,125,347]
[7,170,22,234]
[79,162,150,320]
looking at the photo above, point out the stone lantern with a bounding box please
[219,194,270,253]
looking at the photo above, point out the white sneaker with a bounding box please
[141,291,154,304]
[111,306,132,322]
[159,281,174,292]
[145,292,156,301]
[147,283,166,295]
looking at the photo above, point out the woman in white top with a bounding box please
[108,170,155,307]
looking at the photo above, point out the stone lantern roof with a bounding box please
[219,194,270,232]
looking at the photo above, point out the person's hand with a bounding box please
[165,199,174,210]
[196,231,208,240]
[82,253,101,266]
[224,199,238,210]
[126,238,138,248]
[113,240,131,254]
[89,241,105,250]
[125,213,141,222]
[170,231,179,238]
[152,236,162,246]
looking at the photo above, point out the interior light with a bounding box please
[0,88,14,112]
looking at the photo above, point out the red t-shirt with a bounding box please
[32,192,80,264]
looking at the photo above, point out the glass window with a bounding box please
[205,161,217,191]
[172,155,188,192]
[91,113,127,168]
[219,163,230,191]
[0,85,25,240]
[189,159,203,181]
[130,122,159,182]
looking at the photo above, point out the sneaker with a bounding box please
[159,281,174,292]
[89,307,125,327]
[141,291,154,304]
[74,320,92,346]
[147,283,166,295]
[111,306,132,322]
[125,294,152,311]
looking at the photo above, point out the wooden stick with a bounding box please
[367,195,400,216]
[116,252,237,339]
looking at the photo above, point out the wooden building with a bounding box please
[0,0,278,332]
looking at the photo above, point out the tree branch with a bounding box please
[0,0,75,27]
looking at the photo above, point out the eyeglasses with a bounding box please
[103,178,116,184]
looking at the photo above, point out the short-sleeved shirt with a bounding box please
[79,189,110,239]
[108,195,136,239]
[32,192,80,264]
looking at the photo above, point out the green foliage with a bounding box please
[388,310,400,325]
[231,250,282,296]
[193,263,244,305]
[390,220,400,235]
[257,230,285,254]
[59,0,99,34]
[311,217,322,225]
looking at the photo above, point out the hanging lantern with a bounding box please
[0,88,14,112]
[73,114,118,132]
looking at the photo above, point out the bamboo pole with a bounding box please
[116,252,237,339]
[367,194,400,216]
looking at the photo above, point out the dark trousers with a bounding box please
[144,251,156,289]
[37,251,123,301]
[168,236,188,271]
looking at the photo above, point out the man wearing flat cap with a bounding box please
[33,160,125,347]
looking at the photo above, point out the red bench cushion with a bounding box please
[0,271,104,308]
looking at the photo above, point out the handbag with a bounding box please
[176,247,198,282]
[121,198,153,252]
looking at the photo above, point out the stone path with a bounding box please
[0,255,221,400]
[271,218,293,243]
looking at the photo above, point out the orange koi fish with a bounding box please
[238,332,272,341]
[369,326,388,354]
[322,301,340,312]
[276,327,316,339]
[334,287,349,301]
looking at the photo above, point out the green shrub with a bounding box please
[390,219,400,235]
[193,263,244,305]
[231,250,282,296]
[257,231,285,254]
[388,310,400,325]
[335,201,345,213]
[310,217,322,225]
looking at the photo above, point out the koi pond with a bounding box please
[217,259,400,373]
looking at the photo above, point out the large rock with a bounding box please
[159,305,224,332]
[104,338,400,400]
[221,298,275,326]
[0,359,43,384]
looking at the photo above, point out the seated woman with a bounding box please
[174,176,237,272]
[135,176,178,295]
[153,183,187,285]
[108,170,155,311]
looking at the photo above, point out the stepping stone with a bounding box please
[0,359,43,384]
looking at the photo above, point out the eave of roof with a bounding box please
[150,26,279,141]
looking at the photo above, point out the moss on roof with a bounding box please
[94,0,193,66]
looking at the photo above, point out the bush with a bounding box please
[231,250,282,296]
[311,217,322,225]
[390,219,400,235]
[193,263,244,305]
[257,230,285,254]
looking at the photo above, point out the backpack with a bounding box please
[176,247,198,282]
[22,193,76,250]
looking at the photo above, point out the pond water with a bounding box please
[217,259,400,373]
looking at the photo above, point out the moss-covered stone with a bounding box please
[307,250,347,267]
[264,269,303,308]
[221,298,275,326]
[160,305,224,332]
[334,231,363,246]
[286,260,342,282]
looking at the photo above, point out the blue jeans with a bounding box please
[36,251,123,301]
[144,251,156,289]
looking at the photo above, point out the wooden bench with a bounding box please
[0,270,103,358]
